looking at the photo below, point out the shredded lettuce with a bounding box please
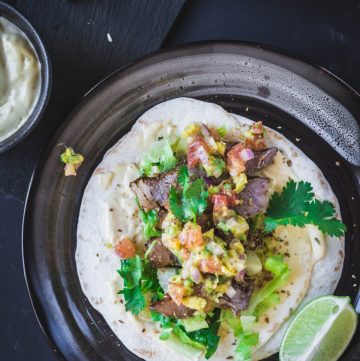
[140,138,177,177]
[179,316,209,333]
[151,309,221,359]
[235,330,259,361]
[247,255,289,315]
[221,310,259,361]
[254,292,281,318]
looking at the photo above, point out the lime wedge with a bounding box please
[280,295,357,361]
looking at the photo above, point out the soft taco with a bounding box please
[76,98,345,360]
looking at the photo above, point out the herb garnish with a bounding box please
[137,201,161,240]
[169,165,208,222]
[117,256,163,315]
[264,180,346,237]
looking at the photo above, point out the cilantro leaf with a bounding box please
[140,138,177,177]
[121,286,145,315]
[306,199,347,237]
[169,187,186,221]
[264,180,346,236]
[177,164,190,190]
[138,205,161,240]
[117,256,161,315]
[169,165,209,222]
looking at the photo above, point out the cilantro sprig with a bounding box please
[117,256,163,315]
[264,180,346,237]
[169,165,209,222]
[136,200,161,240]
[151,308,221,359]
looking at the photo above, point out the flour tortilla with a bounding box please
[76,98,344,361]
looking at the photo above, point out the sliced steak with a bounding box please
[130,169,178,211]
[235,177,270,218]
[246,229,264,250]
[246,147,278,175]
[218,278,254,314]
[150,295,195,318]
[146,238,180,268]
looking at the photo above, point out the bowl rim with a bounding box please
[0,1,52,153]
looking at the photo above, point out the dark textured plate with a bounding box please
[23,42,360,361]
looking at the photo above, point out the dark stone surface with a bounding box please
[0,0,185,200]
[165,0,360,93]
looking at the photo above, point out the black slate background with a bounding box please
[1,0,360,360]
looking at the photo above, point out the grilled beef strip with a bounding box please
[218,278,254,314]
[146,238,180,268]
[245,147,278,176]
[235,177,270,218]
[130,168,178,211]
[150,295,195,318]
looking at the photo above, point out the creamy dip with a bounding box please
[0,17,41,142]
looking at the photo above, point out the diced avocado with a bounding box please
[182,296,207,311]
[233,173,248,193]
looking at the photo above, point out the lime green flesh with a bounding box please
[280,296,358,361]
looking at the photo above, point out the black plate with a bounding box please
[23,42,360,361]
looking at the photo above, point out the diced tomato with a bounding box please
[168,282,185,305]
[252,121,264,135]
[114,238,136,259]
[199,258,222,274]
[227,143,246,176]
[245,136,267,150]
[211,194,228,211]
[187,136,211,168]
[179,223,203,251]
[245,121,267,150]
[225,193,238,207]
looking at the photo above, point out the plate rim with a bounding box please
[22,40,360,361]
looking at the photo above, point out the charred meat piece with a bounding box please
[150,294,195,318]
[130,169,178,211]
[235,177,270,218]
[214,228,234,244]
[146,238,180,268]
[197,212,213,232]
[130,178,157,211]
[218,278,254,314]
[246,229,264,250]
[245,147,278,176]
